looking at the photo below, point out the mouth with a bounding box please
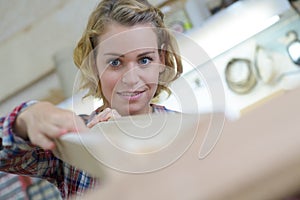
[117,90,146,100]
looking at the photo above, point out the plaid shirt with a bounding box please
[0,172,61,200]
[0,101,171,199]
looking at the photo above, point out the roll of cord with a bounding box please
[225,58,257,94]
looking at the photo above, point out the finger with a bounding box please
[100,108,122,121]
[34,121,66,139]
[111,109,121,119]
[27,123,67,149]
[71,116,90,133]
[97,108,111,120]
[51,112,88,133]
[86,108,122,128]
[87,108,111,128]
[29,130,56,150]
[101,110,113,121]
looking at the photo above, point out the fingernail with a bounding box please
[59,129,68,134]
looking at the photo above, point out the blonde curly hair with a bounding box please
[73,0,182,105]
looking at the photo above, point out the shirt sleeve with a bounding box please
[0,101,63,182]
[0,101,98,198]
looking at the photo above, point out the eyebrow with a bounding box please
[137,51,155,57]
[104,53,125,57]
[103,51,155,57]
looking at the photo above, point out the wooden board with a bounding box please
[73,86,300,200]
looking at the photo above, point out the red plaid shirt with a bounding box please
[0,101,171,199]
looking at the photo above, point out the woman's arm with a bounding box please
[0,101,89,179]
[14,101,89,150]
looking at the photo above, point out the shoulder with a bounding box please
[151,104,177,113]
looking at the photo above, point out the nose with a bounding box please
[121,66,139,86]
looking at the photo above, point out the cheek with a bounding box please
[144,66,160,85]
[99,71,121,98]
[147,74,159,86]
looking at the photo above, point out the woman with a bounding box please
[0,0,182,198]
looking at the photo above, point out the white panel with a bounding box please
[0,0,65,43]
[0,0,99,102]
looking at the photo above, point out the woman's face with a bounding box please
[95,23,165,116]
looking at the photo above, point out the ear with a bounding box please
[159,43,166,73]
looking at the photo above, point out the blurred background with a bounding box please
[0,0,300,118]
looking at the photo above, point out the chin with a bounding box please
[124,104,148,116]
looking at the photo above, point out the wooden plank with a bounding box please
[76,86,300,200]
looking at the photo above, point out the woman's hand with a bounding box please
[87,108,121,128]
[14,101,88,150]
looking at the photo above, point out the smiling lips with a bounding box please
[117,90,146,101]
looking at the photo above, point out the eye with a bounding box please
[108,59,121,68]
[138,57,153,65]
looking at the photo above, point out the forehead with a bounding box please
[97,23,158,55]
